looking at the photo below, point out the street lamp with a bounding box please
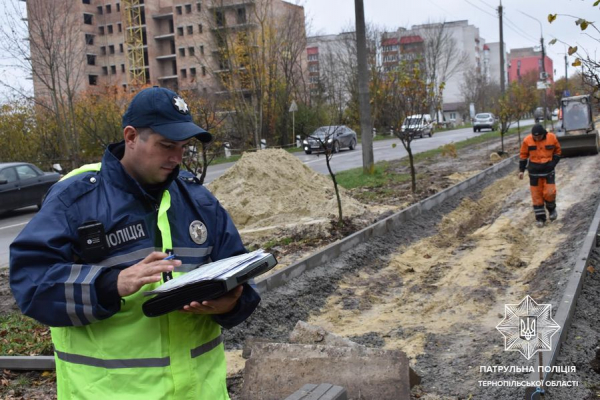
[520,11,549,129]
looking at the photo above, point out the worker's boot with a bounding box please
[536,220,545,228]
[549,209,558,221]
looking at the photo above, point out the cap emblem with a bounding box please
[173,96,189,114]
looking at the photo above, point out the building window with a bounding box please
[107,24,113,34]
[86,54,96,65]
[196,2,201,12]
[121,64,125,72]
[179,47,185,57]
[307,54,318,61]
[117,23,122,32]
[119,43,124,52]
[188,46,195,56]
[200,45,204,54]
[237,7,246,24]
[180,69,187,78]
[202,66,206,76]
[83,13,93,24]
[308,64,318,72]
[82,0,90,4]
[187,25,193,35]
[85,34,94,45]
[102,66,108,75]
[190,67,196,76]
[100,46,106,55]
[176,5,182,15]
[106,4,112,13]
[110,65,116,74]
[97,6,103,14]
[450,112,456,120]
[198,24,203,33]
[216,11,224,27]
[309,76,319,84]
[177,27,184,36]
[116,3,120,12]
[185,4,192,13]
[88,75,98,85]
[99,26,105,35]
[109,45,115,54]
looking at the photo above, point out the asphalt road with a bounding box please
[0,120,536,268]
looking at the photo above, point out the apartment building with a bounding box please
[508,47,554,84]
[25,0,304,98]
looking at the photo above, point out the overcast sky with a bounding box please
[0,0,597,99]
[302,0,598,80]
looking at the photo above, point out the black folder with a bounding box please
[142,251,277,317]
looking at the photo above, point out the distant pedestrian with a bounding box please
[518,124,561,227]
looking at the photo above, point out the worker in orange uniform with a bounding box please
[518,124,561,227]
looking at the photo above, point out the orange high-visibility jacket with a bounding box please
[519,132,561,175]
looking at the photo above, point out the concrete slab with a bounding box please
[284,383,347,400]
[241,342,415,400]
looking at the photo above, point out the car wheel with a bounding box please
[473,128,477,132]
[349,138,356,150]
[304,150,312,155]
[37,194,46,210]
[428,130,433,137]
[333,141,340,153]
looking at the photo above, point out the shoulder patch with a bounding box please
[53,173,101,208]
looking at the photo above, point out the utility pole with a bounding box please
[354,0,374,174]
[498,1,505,93]
[565,54,568,85]
[541,36,548,129]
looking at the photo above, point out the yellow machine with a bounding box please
[556,94,599,157]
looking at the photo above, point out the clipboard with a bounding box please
[142,251,277,317]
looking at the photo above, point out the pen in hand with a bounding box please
[163,254,176,281]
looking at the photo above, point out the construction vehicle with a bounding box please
[556,94,600,157]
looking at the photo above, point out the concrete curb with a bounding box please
[256,155,518,294]
[0,155,518,371]
[525,190,600,397]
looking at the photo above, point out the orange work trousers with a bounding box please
[529,173,556,221]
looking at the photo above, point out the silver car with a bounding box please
[473,113,498,132]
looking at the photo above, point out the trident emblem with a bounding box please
[519,316,537,341]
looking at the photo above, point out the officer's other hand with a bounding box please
[180,285,243,315]
[117,252,180,297]
[518,172,524,180]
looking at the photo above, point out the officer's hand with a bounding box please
[117,252,180,297]
[180,285,243,315]
[518,172,524,180]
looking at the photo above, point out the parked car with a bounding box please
[0,162,60,214]
[473,113,498,132]
[400,114,434,138]
[534,107,552,121]
[552,108,559,118]
[303,125,358,154]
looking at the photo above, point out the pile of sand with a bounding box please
[207,149,368,232]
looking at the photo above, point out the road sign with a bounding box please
[289,100,298,112]
[537,81,550,90]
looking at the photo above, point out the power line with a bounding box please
[475,0,496,11]
[426,0,460,20]
[462,0,497,19]
[503,16,539,44]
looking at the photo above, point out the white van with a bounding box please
[400,114,434,138]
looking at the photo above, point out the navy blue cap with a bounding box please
[122,87,212,143]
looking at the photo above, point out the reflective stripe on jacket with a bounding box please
[519,132,561,175]
[10,142,254,400]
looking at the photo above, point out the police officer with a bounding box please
[10,87,260,399]
[518,124,561,228]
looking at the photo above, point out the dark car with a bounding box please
[534,107,552,121]
[303,125,358,154]
[0,162,60,214]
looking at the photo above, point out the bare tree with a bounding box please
[0,0,86,169]
[415,21,469,122]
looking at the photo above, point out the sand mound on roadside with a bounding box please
[207,149,368,230]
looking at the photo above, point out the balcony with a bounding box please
[157,75,178,80]
[210,22,258,32]
[154,33,175,40]
[152,12,173,20]
[208,0,255,11]
[156,54,176,60]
